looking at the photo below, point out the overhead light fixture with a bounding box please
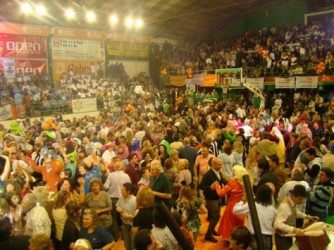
[109,15,118,25]
[65,8,76,19]
[125,17,133,27]
[21,2,32,14]
[86,11,96,22]
[36,4,47,15]
[135,19,143,28]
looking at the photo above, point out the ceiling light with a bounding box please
[21,2,32,14]
[125,17,133,27]
[36,4,46,15]
[65,8,76,19]
[135,19,143,28]
[86,11,96,22]
[109,15,118,25]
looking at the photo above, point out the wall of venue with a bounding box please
[211,0,308,39]
[0,22,153,84]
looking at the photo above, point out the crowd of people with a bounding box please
[158,21,334,78]
[1,19,334,250]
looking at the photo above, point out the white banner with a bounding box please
[71,98,97,113]
[245,78,264,89]
[275,77,295,89]
[295,76,318,88]
[0,104,12,121]
[51,38,105,61]
[3,58,15,77]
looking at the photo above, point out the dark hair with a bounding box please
[139,167,149,177]
[128,153,137,161]
[257,156,270,171]
[57,177,74,192]
[320,167,334,180]
[65,200,81,221]
[267,154,279,166]
[164,158,173,170]
[123,183,136,195]
[230,226,252,249]
[0,217,11,241]
[134,229,153,250]
[255,184,273,206]
[54,190,71,209]
[306,147,317,157]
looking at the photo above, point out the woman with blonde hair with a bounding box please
[213,165,248,244]
[175,185,207,240]
[232,141,244,166]
[132,187,155,234]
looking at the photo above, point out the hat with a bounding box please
[289,184,307,197]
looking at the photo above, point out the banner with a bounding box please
[245,78,264,89]
[275,77,295,89]
[51,38,105,61]
[2,58,15,78]
[107,33,152,44]
[191,74,205,86]
[203,74,216,87]
[15,60,48,76]
[0,104,12,121]
[169,75,187,87]
[72,98,97,113]
[0,22,49,36]
[0,34,47,58]
[107,41,149,60]
[295,76,318,88]
[53,60,104,82]
[52,27,106,40]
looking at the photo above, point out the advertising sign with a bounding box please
[275,77,295,89]
[51,38,105,61]
[0,34,47,58]
[15,60,48,76]
[72,98,97,113]
[295,76,318,88]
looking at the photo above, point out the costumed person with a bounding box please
[213,165,247,245]
[271,126,286,167]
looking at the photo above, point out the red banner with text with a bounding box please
[15,60,48,76]
[0,34,47,59]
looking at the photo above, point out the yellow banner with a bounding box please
[203,74,216,87]
[107,42,148,59]
[169,75,187,87]
[53,60,104,83]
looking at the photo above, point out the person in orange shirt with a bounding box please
[30,149,64,192]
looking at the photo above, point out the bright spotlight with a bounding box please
[21,2,32,14]
[109,15,118,25]
[125,17,133,27]
[135,19,143,28]
[36,4,46,15]
[65,8,75,19]
[86,11,96,22]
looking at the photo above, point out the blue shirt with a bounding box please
[79,227,114,249]
[84,165,101,194]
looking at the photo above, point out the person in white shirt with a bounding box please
[104,160,131,241]
[274,185,318,250]
[21,193,51,237]
[233,184,277,250]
